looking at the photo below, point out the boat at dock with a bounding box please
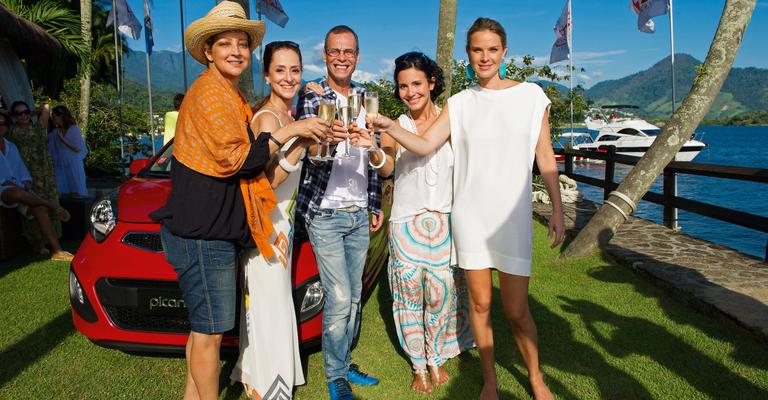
[577,106,707,161]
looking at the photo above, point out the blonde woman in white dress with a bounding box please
[231,40,330,400]
[365,18,565,400]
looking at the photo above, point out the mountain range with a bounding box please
[123,50,767,120]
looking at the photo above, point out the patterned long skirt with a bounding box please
[387,211,474,370]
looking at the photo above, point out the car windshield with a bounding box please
[146,143,174,178]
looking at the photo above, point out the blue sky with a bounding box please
[126,0,768,88]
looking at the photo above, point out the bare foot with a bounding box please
[411,369,432,394]
[531,375,553,400]
[428,365,450,387]
[480,382,499,400]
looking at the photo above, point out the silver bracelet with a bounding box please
[368,148,387,169]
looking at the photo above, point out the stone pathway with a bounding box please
[533,198,768,343]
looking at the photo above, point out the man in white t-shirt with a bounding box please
[295,25,383,400]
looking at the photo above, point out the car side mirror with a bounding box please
[129,158,151,176]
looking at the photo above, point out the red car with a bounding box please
[69,141,390,353]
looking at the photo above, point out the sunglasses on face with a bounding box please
[14,110,30,116]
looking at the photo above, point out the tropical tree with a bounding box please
[563,0,756,257]
[79,0,92,133]
[0,0,88,94]
[435,0,457,105]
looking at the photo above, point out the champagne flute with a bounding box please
[338,105,353,158]
[364,92,380,150]
[314,100,337,161]
[348,90,362,121]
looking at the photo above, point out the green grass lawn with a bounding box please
[1,224,767,399]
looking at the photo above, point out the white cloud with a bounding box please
[352,70,378,82]
[304,64,326,75]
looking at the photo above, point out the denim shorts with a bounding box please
[160,225,237,334]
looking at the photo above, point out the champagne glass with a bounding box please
[348,90,362,121]
[314,99,337,161]
[364,92,380,150]
[338,105,353,158]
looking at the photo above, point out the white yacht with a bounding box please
[578,107,706,162]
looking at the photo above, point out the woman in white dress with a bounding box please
[48,105,88,197]
[230,40,330,400]
[365,18,565,400]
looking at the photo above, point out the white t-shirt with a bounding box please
[389,113,453,222]
[319,90,369,210]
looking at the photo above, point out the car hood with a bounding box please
[118,177,171,223]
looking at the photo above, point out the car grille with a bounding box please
[96,278,238,335]
[104,305,190,333]
[122,232,163,252]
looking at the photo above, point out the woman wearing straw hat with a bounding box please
[150,2,327,399]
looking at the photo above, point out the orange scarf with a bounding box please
[173,68,276,258]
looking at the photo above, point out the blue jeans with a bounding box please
[307,206,370,381]
[160,225,237,334]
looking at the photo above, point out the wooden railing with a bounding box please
[555,147,768,260]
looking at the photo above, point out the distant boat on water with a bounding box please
[575,105,707,162]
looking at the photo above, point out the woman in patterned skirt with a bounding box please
[361,52,474,394]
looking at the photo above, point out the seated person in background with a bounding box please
[1,113,73,261]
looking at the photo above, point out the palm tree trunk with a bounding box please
[562,0,756,258]
[435,0,457,105]
[79,0,92,134]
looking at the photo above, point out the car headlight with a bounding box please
[90,195,117,243]
[298,280,324,322]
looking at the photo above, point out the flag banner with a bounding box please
[550,0,571,64]
[631,0,669,34]
[259,0,289,27]
[144,0,154,55]
[107,0,142,40]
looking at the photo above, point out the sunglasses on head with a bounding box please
[14,109,30,116]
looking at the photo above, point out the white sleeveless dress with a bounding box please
[231,110,305,399]
[447,82,551,276]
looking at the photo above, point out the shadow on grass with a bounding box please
[442,281,651,400]
[587,254,768,378]
[0,310,74,387]
[559,294,768,398]
[219,357,244,400]
[374,270,413,365]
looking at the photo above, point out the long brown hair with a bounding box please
[254,40,302,112]
[52,105,77,131]
[465,17,507,53]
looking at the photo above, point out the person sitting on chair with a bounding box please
[1,112,72,261]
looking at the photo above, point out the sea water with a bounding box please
[571,125,767,259]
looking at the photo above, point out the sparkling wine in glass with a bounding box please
[338,105,353,158]
[316,100,336,160]
[364,92,379,150]
[348,91,362,120]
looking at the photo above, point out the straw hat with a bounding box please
[184,1,265,65]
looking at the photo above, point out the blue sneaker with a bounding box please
[327,378,353,400]
[347,363,379,386]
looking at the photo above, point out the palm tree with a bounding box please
[79,0,92,133]
[0,0,87,98]
[563,0,757,257]
[435,0,457,105]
